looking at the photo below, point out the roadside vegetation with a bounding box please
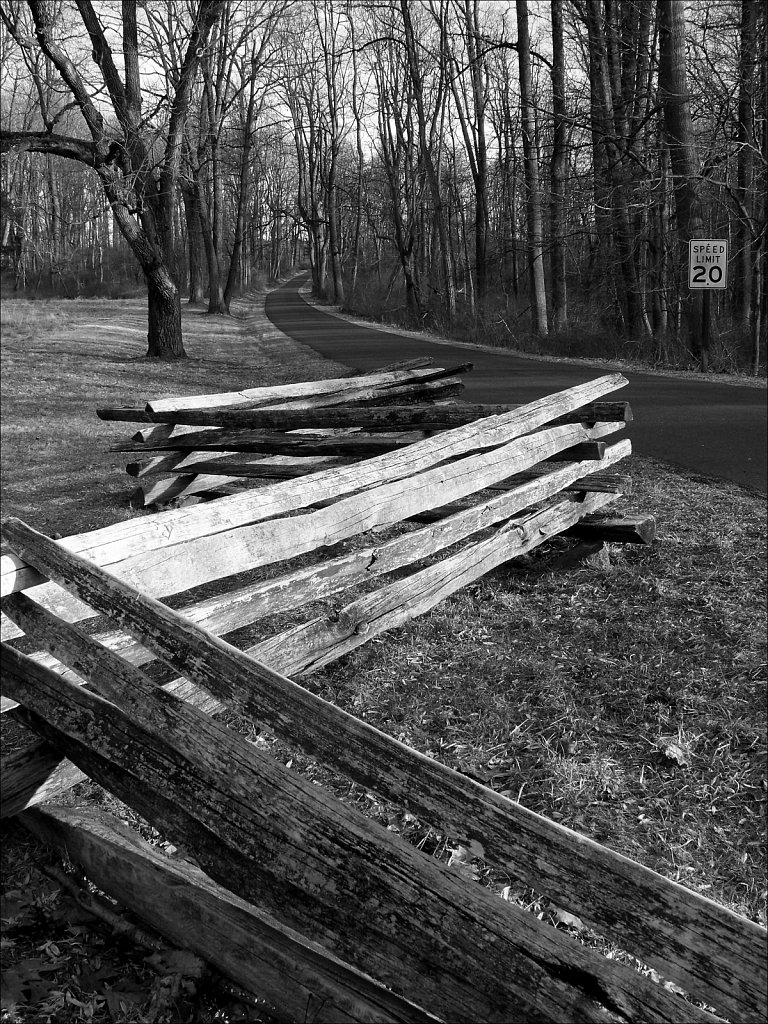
[343,268,767,378]
[1,296,766,1022]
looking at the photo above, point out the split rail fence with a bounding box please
[1,365,764,1023]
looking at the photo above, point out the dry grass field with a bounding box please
[1,291,766,1022]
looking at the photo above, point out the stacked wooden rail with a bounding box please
[102,357,475,508]
[96,358,637,513]
[1,371,764,1023]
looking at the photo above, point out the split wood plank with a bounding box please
[1,643,720,1024]
[145,364,469,414]
[126,451,347,479]
[131,422,176,443]
[283,377,467,409]
[0,439,627,653]
[2,740,90,819]
[131,455,359,510]
[95,423,598,599]
[126,450,204,477]
[21,805,439,1024]
[2,518,763,1022]
[130,423,217,444]
[99,401,632,431]
[245,494,623,677]
[134,463,632,515]
[130,475,240,510]
[1,421,607,639]
[489,472,632,495]
[113,376,467,424]
[1,374,628,604]
[140,455,353,481]
[363,356,435,372]
[123,362,439,435]
[546,441,605,461]
[112,429,428,457]
[584,421,627,440]
[1,443,630,722]
[564,516,657,545]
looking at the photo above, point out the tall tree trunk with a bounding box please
[146,267,185,360]
[652,141,672,350]
[46,154,61,284]
[181,185,206,303]
[736,0,758,329]
[585,3,611,298]
[549,0,568,333]
[193,171,225,314]
[582,0,647,336]
[516,0,548,336]
[464,0,489,304]
[658,0,708,368]
[224,71,260,312]
[349,13,364,299]
[327,172,345,305]
[753,4,767,374]
[400,0,456,321]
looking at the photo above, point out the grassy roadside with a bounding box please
[1,293,766,1022]
[0,293,349,537]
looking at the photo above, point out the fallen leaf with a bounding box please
[1,970,27,1007]
[552,907,585,931]
[13,958,58,978]
[104,982,145,1021]
[145,949,205,979]
[447,845,477,882]
[27,978,57,1003]
[658,737,690,766]
[0,898,28,922]
[77,961,120,989]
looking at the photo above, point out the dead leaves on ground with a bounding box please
[0,843,254,1024]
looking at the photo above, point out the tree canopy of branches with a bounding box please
[1,0,227,357]
[2,0,765,370]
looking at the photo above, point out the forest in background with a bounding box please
[0,0,765,371]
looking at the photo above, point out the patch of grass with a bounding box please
[303,459,767,921]
[0,289,352,1023]
[1,291,766,1019]
[0,291,349,535]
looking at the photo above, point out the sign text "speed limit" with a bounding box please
[689,239,728,289]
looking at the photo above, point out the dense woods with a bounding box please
[1,0,765,370]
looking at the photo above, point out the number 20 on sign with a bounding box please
[689,239,728,289]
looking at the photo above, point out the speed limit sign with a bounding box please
[689,240,728,289]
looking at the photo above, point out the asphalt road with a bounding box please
[266,277,767,493]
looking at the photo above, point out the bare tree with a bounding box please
[549,0,567,333]
[516,0,548,336]
[369,20,425,319]
[735,0,757,329]
[658,0,708,367]
[1,0,225,358]
[437,0,491,303]
[400,0,456,320]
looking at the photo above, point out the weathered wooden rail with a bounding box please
[103,358,479,509]
[95,357,634,511]
[1,369,764,1023]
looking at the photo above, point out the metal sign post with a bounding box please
[689,240,728,361]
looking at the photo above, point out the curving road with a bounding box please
[266,277,767,493]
